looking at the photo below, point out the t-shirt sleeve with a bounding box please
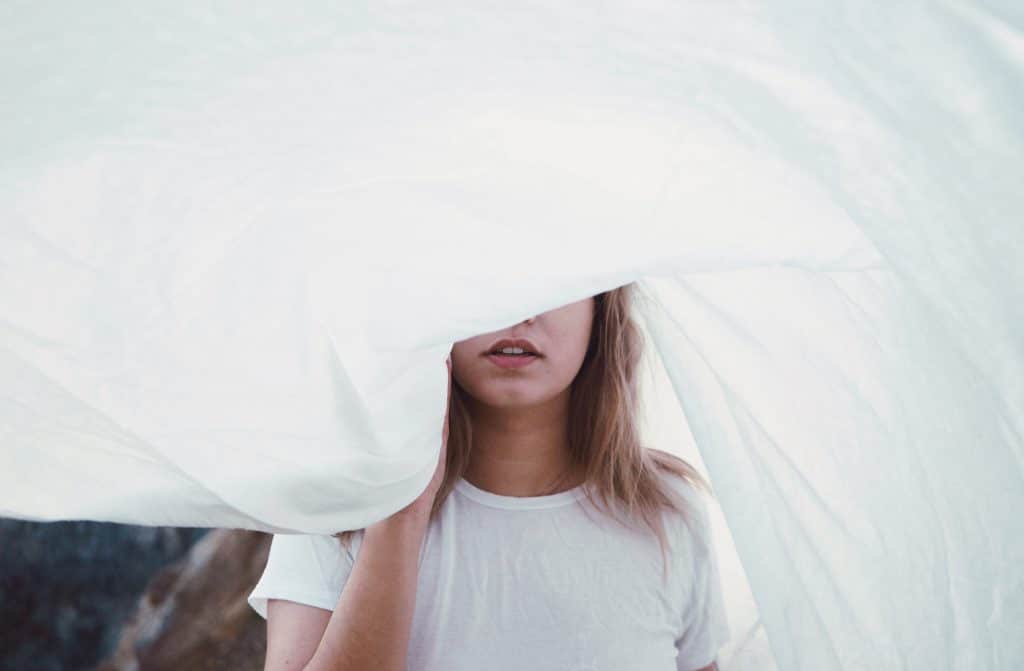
[673,486,732,671]
[247,532,358,620]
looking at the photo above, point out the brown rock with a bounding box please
[95,528,271,671]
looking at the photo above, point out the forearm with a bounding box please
[304,510,429,671]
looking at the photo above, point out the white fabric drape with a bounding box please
[2,4,1021,669]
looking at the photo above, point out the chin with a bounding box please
[474,385,551,409]
[484,393,543,409]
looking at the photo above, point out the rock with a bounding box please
[95,529,270,671]
[0,519,208,671]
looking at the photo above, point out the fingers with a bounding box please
[442,352,452,445]
[445,353,453,405]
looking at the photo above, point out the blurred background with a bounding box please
[0,521,270,670]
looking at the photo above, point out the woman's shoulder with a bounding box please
[273,528,364,552]
[653,466,715,555]
[263,529,367,573]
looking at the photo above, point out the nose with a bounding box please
[524,316,535,325]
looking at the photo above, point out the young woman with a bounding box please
[248,283,730,670]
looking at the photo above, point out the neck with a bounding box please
[462,387,583,497]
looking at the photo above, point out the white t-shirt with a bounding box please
[248,473,731,671]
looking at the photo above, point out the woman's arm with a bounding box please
[262,508,431,671]
[264,355,451,671]
[300,509,430,671]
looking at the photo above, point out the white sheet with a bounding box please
[1,3,1021,669]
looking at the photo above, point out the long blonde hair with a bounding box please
[335,282,711,582]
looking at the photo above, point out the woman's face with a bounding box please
[451,296,596,409]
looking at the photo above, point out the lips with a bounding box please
[485,351,540,369]
[485,337,542,356]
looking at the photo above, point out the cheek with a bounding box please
[533,346,590,393]
[449,350,477,392]
[553,338,592,382]
[555,320,594,370]
[450,339,483,371]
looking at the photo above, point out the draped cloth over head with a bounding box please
[1,4,1022,670]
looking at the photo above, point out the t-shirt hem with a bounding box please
[248,588,339,620]
[676,647,721,671]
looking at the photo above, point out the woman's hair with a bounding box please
[334,282,712,583]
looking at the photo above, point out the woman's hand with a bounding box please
[395,352,451,520]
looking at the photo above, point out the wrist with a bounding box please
[400,487,438,518]
[369,504,431,536]
[393,501,433,528]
